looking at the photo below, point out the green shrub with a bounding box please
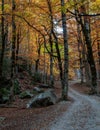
[0,88,10,103]
[0,88,10,96]
[13,79,21,95]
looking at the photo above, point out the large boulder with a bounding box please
[27,89,57,108]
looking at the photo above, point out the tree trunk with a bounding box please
[60,0,68,100]
[27,26,32,73]
[0,0,5,79]
[43,41,46,84]
[53,31,64,90]
[49,33,54,88]
[97,39,100,79]
[75,5,97,92]
[76,20,84,83]
[10,0,16,102]
[11,0,16,78]
[82,17,97,92]
[46,0,55,87]
[35,35,41,72]
[16,26,21,73]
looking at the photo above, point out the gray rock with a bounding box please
[27,89,57,108]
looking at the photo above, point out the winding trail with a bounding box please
[48,83,100,130]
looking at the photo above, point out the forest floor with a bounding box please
[0,78,100,130]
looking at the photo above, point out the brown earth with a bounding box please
[71,80,100,95]
[71,82,91,94]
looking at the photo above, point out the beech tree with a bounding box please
[11,0,16,78]
[60,0,69,100]
[75,5,97,92]
[0,0,5,79]
[0,0,99,99]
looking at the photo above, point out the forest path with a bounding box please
[48,82,100,130]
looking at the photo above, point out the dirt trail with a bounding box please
[47,84,100,130]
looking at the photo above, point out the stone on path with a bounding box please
[27,89,57,108]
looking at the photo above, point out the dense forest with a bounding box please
[0,0,100,106]
[0,0,100,130]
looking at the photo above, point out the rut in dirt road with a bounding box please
[46,87,100,130]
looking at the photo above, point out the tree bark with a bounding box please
[75,5,97,92]
[76,19,84,83]
[49,33,54,87]
[52,31,64,91]
[10,0,16,102]
[35,35,42,72]
[16,25,21,73]
[60,0,69,100]
[11,0,16,78]
[82,17,97,91]
[97,39,100,79]
[46,0,55,87]
[0,0,5,78]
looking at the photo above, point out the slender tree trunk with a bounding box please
[78,24,91,84]
[16,26,20,73]
[75,5,97,92]
[96,25,100,79]
[46,0,55,87]
[11,0,16,78]
[60,0,68,100]
[0,0,5,79]
[79,55,84,83]
[35,35,41,72]
[52,31,64,90]
[82,17,97,92]
[97,39,100,79]
[76,20,84,83]
[35,59,39,72]
[82,40,91,85]
[49,33,54,87]
[10,0,16,101]
[43,41,46,84]
[27,27,32,74]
